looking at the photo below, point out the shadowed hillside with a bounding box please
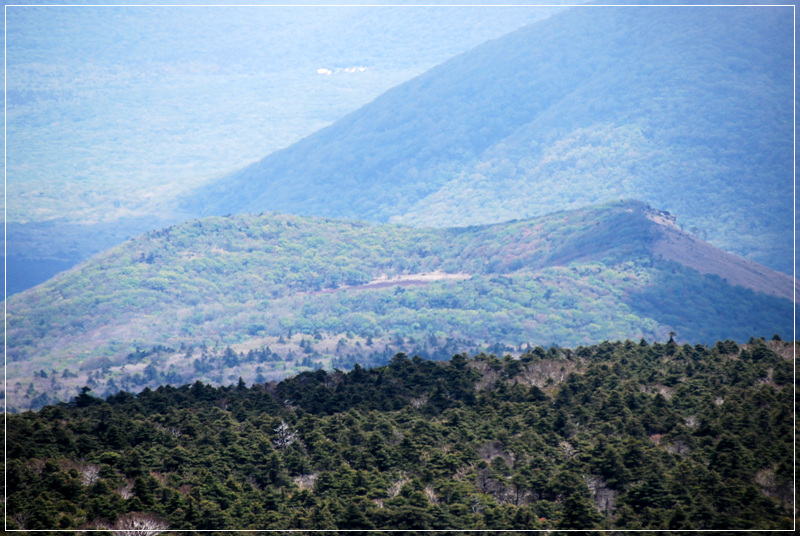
[184,3,793,274]
[5,2,567,295]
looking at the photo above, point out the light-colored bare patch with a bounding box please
[369,270,471,285]
[116,480,135,499]
[560,441,577,460]
[93,512,169,536]
[584,474,617,516]
[663,439,691,456]
[758,368,775,387]
[478,442,514,465]
[306,270,471,296]
[519,359,576,388]
[752,465,792,505]
[453,463,476,481]
[767,340,796,361]
[410,394,429,408]
[26,459,46,475]
[388,477,410,498]
[470,361,500,391]
[656,385,674,399]
[293,473,317,490]
[424,485,440,505]
[640,384,674,399]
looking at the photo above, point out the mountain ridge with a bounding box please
[6,3,569,295]
[649,216,794,302]
[182,4,793,274]
[5,200,793,411]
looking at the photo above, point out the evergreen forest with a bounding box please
[5,337,794,532]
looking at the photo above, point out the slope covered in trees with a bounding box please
[184,3,793,274]
[5,200,793,411]
[5,338,794,531]
[7,2,566,295]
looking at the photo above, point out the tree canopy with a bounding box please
[5,337,794,531]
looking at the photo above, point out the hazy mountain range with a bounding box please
[5,2,566,295]
[7,4,794,295]
[184,3,793,277]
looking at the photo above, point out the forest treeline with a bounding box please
[5,336,794,532]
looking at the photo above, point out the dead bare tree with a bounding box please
[11,511,30,531]
[521,360,576,388]
[88,512,169,536]
[273,420,297,449]
[80,464,100,486]
[115,480,134,499]
[583,474,617,517]
[424,485,440,505]
[559,441,577,460]
[112,512,169,536]
[59,460,100,485]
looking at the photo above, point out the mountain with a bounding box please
[5,200,793,411]
[183,3,794,274]
[5,3,567,295]
[5,340,794,531]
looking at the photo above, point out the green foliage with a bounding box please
[187,5,793,274]
[5,202,793,411]
[6,339,793,530]
[6,5,563,294]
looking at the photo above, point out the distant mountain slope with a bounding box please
[184,4,793,274]
[6,200,793,411]
[6,3,567,295]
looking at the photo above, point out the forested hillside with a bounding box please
[6,2,566,295]
[5,338,794,531]
[185,3,793,274]
[5,201,793,412]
